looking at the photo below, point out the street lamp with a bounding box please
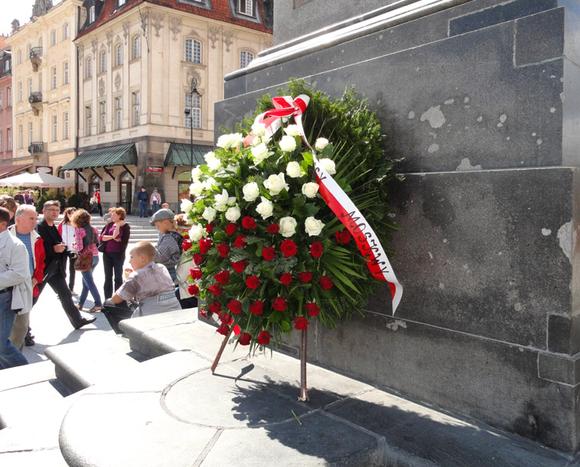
[185,77,201,176]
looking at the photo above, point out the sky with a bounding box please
[1,1,36,37]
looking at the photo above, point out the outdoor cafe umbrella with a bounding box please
[0,170,73,189]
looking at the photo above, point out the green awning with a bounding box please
[164,143,212,166]
[62,143,137,170]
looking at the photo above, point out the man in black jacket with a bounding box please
[37,200,95,329]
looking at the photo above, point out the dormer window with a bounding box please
[118,0,126,7]
[237,0,254,17]
[89,5,95,23]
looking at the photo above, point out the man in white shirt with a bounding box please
[0,207,30,369]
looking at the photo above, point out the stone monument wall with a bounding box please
[215,0,580,452]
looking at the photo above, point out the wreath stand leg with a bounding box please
[298,328,309,402]
[211,328,232,374]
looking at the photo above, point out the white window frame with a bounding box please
[185,93,201,129]
[99,101,106,134]
[114,43,123,67]
[63,112,69,140]
[51,114,58,142]
[114,96,122,130]
[240,50,254,68]
[28,122,33,146]
[51,66,57,89]
[85,105,92,136]
[131,35,141,60]
[89,5,95,23]
[237,0,254,17]
[63,23,69,40]
[27,78,32,97]
[185,38,202,64]
[118,0,126,6]
[85,56,93,79]
[63,61,69,85]
[99,50,107,74]
[6,128,11,150]
[131,91,140,126]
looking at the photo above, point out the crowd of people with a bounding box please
[0,193,194,370]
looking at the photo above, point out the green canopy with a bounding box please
[62,143,137,170]
[164,143,212,166]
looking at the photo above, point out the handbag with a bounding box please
[97,241,107,253]
[75,249,93,272]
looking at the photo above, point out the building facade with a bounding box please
[65,0,272,213]
[6,0,81,182]
[0,37,14,167]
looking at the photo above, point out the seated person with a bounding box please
[102,241,181,334]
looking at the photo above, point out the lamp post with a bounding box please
[185,77,201,177]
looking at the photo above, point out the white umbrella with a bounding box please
[0,171,73,188]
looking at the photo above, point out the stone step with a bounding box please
[0,360,55,393]
[44,334,143,394]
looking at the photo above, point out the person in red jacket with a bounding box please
[8,204,45,349]
[94,189,103,217]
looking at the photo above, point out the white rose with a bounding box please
[256,197,274,220]
[318,158,336,175]
[214,189,230,212]
[243,182,260,202]
[315,138,329,151]
[225,164,239,173]
[251,122,266,136]
[263,172,289,196]
[225,206,241,222]
[203,177,217,190]
[216,133,243,149]
[202,206,217,223]
[189,224,206,242]
[279,135,297,152]
[251,143,270,165]
[190,182,204,197]
[191,166,202,182]
[286,161,304,178]
[304,216,324,237]
[301,182,319,198]
[284,124,301,137]
[180,198,193,213]
[279,216,297,237]
[204,151,221,171]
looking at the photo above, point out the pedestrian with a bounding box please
[94,189,103,217]
[150,209,182,283]
[100,207,131,299]
[137,187,148,218]
[102,241,181,334]
[0,195,17,226]
[13,192,24,205]
[0,207,30,369]
[71,209,102,312]
[58,207,78,293]
[24,191,34,205]
[161,202,170,210]
[150,188,161,214]
[8,204,45,349]
[37,200,96,330]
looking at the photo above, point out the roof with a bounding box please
[164,142,212,166]
[62,143,137,170]
[0,164,32,179]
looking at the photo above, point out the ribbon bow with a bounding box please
[254,95,310,141]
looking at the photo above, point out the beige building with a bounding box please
[6,0,81,182]
[66,0,272,213]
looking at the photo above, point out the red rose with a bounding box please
[335,229,351,245]
[262,246,276,261]
[257,330,271,346]
[208,302,221,314]
[215,270,230,285]
[305,302,320,317]
[207,284,222,296]
[217,323,230,336]
[279,273,292,286]
[219,312,233,325]
[216,243,230,258]
[227,299,242,315]
[245,275,260,289]
[199,238,212,254]
[193,253,204,265]
[233,235,247,249]
[225,223,237,236]
[319,275,333,290]
[187,284,199,296]
[280,239,298,257]
[182,239,192,251]
[238,332,252,346]
[249,300,264,316]
[206,223,215,234]
[266,223,280,234]
[294,316,309,330]
[298,272,313,283]
[272,297,287,312]
[241,216,257,230]
[309,241,324,259]
[231,260,248,274]
[189,268,202,280]
[199,308,208,318]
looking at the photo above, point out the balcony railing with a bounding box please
[28,142,44,154]
[28,92,42,104]
[29,47,42,72]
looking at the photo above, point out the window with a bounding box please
[51,66,57,89]
[185,93,201,129]
[0,131,3,152]
[27,78,32,97]
[63,61,69,85]
[89,5,95,23]
[85,56,92,79]
[131,35,141,60]
[18,125,23,149]
[63,23,69,40]
[237,0,254,16]
[63,112,69,139]
[50,30,56,46]
[185,38,202,64]
[114,43,123,67]
[240,50,254,68]
[99,101,106,133]
[99,50,107,74]
[51,115,58,142]
[118,0,126,6]
[131,91,140,126]
[3,60,9,73]
[6,87,10,107]
[17,82,22,102]
[28,122,33,146]
[114,96,122,130]
[6,128,11,150]
[85,105,92,136]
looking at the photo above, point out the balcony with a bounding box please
[28,92,43,115]
[29,47,42,72]
[28,142,44,155]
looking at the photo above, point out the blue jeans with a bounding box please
[139,200,147,217]
[79,256,102,308]
[152,202,160,213]
[0,291,28,369]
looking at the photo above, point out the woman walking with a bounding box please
[100,207,131,299]
[71,209,102,312]
[58,207,78,293]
